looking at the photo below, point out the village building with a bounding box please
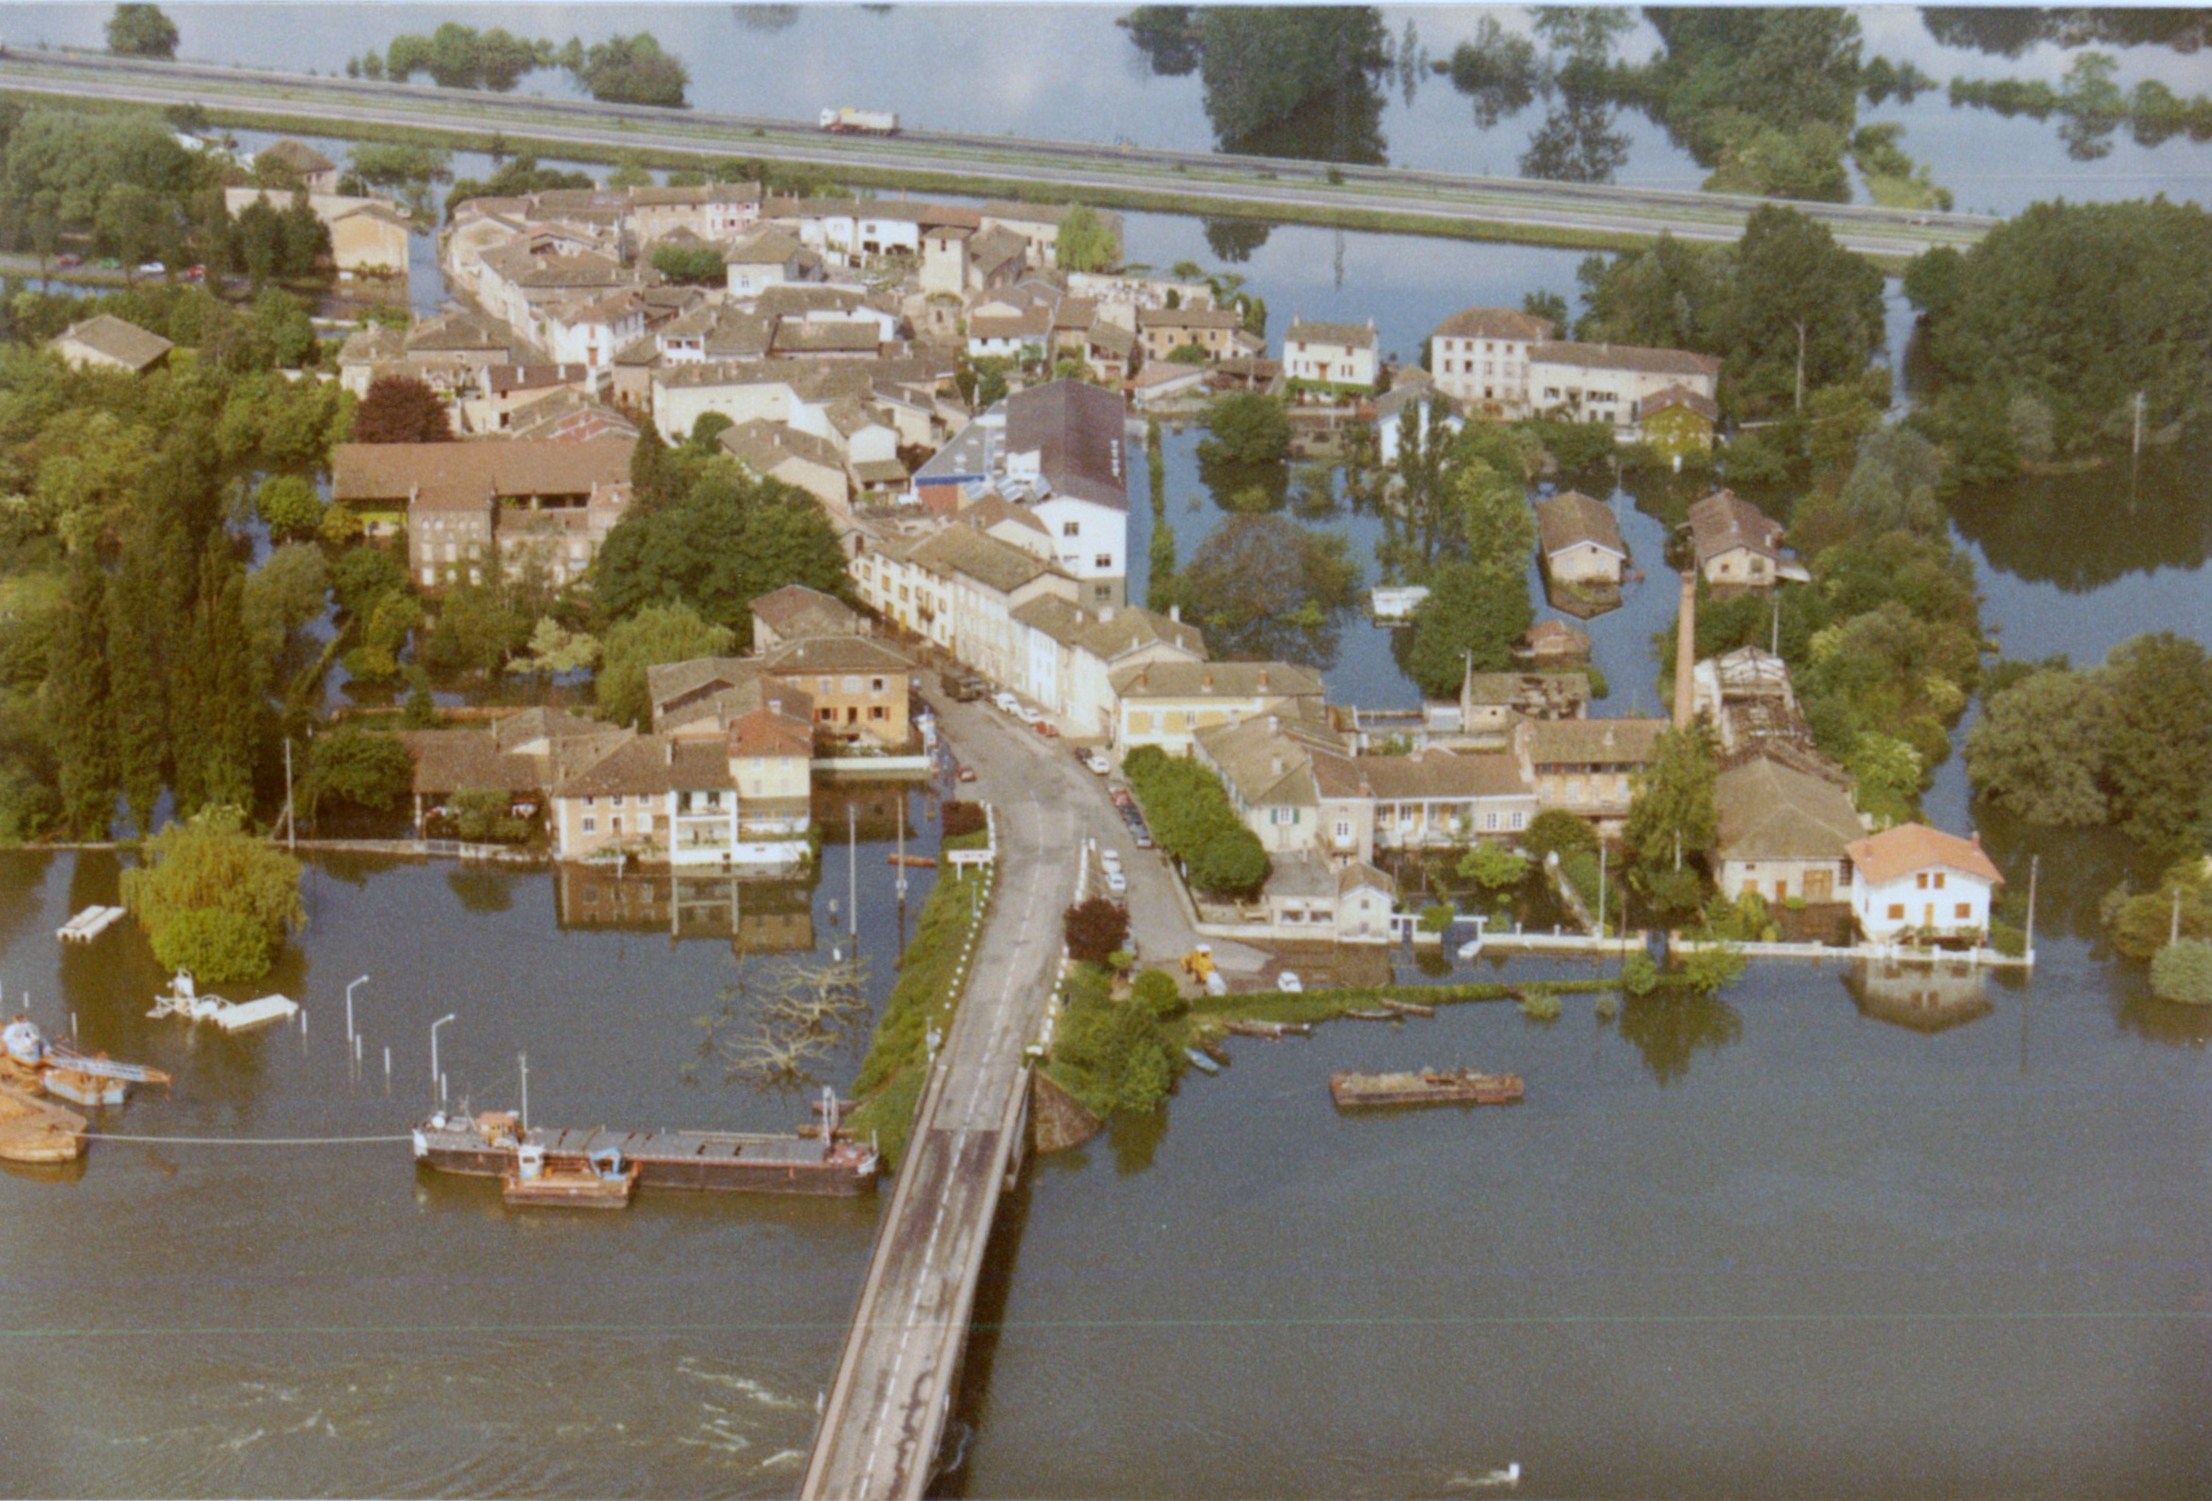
[624,181,763,246]
[1516,619,1592,669]
[1527,342,1723,441]
[1459,669,1592,744]
[757,634,917,749]
[1640,384,1720,459]
[1846,823,2004,945]
[910,379,1129,607]
[503,388,639,444]
[256,138,339,193]
[1374,374,1462,465]
[1511,716,1668,824]
[852,523,1081,688]
[226,186,411,280]
[751,583,867,651]
[1426,306,1553,417]
[724,225,817,297]
[330,436,634,588]
[1136,305,1246,363]
[1109,660,1326,756]
[1282,317,1379,392]
[1194,713,1356,857]
[1347,747,1539,861]
[1690,645,1814,755]
[46,314,172,375]
[1686,489,1809,589]
[1004,599,1205,739]
[1712,747,1866,905]
[1535,489,1629,591]
[1130,362,1210,411]
[720,419,853,511]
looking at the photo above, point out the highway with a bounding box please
[0,49,1996,257]
[800,693,1104,1500]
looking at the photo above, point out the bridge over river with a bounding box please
[800,698,1088,1499]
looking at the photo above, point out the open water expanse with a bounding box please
[0,5,2208,1496]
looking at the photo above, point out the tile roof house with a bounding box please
[1846,823,2004,944]
[751,583,866,650]
[256,138,338,192]
[1686,489,1810,589]
[849,523,1079,687]
[1535,490,1628,587]
[1283,317,1379,392]
[1110,660,1326,755]
[1004,598,1206,736]
[1428,306,1553,416]
[1511,716,1669,823]
[331,436,634,589]
[1527,341,1722,441]
[1517,619,1593,668]
[46,315,173,375]
[757,632,917,748]
[1714,749,1866,905]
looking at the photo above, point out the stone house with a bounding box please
[1426,306,1553,417]
[1511,716,1668,825]
[46,314,172,375]
[1535,489,1628,587]
[1109,660,1326,755]
[1686,489,1809,590]
[1712,748,1865,905]
[1527,342,1722,440]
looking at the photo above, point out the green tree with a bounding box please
[1063,896,1131,966]
[1624,724,1718,892]
[1458,840,1531,892]
[1055,204,1118,272]
[649,241,728,285]
[45,552,116,838]
[1179,513,1360,663]
[330,544,408,620]
[2099,632,2212,859]
[120,805,304,984]
[2151,939,2212,1006]
[253,474,325,540]
[1196,390,1291,503]
[107,538,169,835]
[351,375,453,444]
[568,32,689,106]
[1401,561,1531,698]
[1964,667,2112,826]
[509,616,601,679]
[1187,824,1270,898]
[1524,808,1599,862]
[597,603,737,727]
[172,539,257,814]
[302,725,414,820]
[107,3,180,58]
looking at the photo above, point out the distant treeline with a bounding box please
[348,24,689,108]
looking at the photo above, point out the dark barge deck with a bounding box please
[413,1114,878,1196]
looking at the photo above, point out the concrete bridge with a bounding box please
[800,702,1085,1500]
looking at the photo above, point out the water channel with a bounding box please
[0,6,2207,1497]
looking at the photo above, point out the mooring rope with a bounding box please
[71,1132,414,1146]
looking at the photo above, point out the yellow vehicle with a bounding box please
[1180,946,1216,981]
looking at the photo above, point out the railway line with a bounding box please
[0,48,1994,257]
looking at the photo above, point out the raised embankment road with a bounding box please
[800,702,1084,1499]
[0,49,1995,258]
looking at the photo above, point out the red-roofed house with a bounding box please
[1846,823,2003,943]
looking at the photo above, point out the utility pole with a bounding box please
[2025,854,2039,966]
[2174,884,2184,946]
[895,793,908,904]
[519,1052,529,1134]
[2133,389,2145,458]
[1596,844,1607,938]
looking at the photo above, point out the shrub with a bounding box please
[2150,939,2212,1006]
[1063,896,1129,967]
[1048,962,1182,1119]
[942,801,986,839]
[119,806,303,985]
[1517,989,1563,1021]
[254,474,325,540]
[1524,809,1598,862]
[1621,952,1662,996]
[1418,903,1454,933]
[447,787,531,843]
[1677,944,1746,996]
[1130,968,1187,1021]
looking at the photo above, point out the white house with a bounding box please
[1846,823,2004,944]
[724,226,811,297]
[1283,317,1378,392]
[1427,306,1554,417]
[538,289,647,370]
[1526,342,1723,441]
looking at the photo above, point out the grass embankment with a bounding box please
[1191,976,1618,1029]
[842,860,989,1172]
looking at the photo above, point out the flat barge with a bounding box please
[413,1110,878,1196]
[1329,1068,1524,1109]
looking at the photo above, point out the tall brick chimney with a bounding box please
[1673,571,1698,730]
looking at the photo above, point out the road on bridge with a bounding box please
[802,688,1133,1500]
[0,50,1994,258]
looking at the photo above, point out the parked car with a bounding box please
[956,765,977,783]
[184,264,206,283]
[943,676,982,703]
[137,260,164,276]
[1104,869,1128,896]
[53,253,81,269]
[1277,971,1304,993]
[1099,849,1122,874]
[1132,826,1154,849]
[1085,752,1111,775]
[1108,784,1132,807]
[1032,719,1058,738]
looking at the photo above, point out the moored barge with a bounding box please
[1329,1068,1524,1109]
[413,1110,878,1196]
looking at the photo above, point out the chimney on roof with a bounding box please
[1169,603,1181,624]
[664,740,674,765]
[1270,754,1284,777]
[1257,669,1270,693]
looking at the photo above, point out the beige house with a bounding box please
[330,436,635,589]
[1352,748,1539,859]
[1687,489,1810,589]
[759,634,917,748]
[1259,852,1399,944]
[850,523,1080,688]
[1194,713,1355,857]
[1426,306,1554,417]
[1527,342,1723,441]
[256,139,338,193]
[1713,748,1865,905]
[46,315,172,374]
[1005,598,1205,739]
[1536,490,1628,587]
[1136,305,1245,362]
[751,583,866,651]
[720,419,852,511]
[1110,660,1326,755]
[1512,716,1668,824]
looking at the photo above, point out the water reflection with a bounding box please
[554,864,819,954]
[1946,441,2212,591]
[1616,990,1743,1084]
[1202,218,1273,262]
[1920,7,2212,56]
[1844,956,1995,1033]
[1519,99,1632,184]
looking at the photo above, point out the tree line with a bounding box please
[348,24,690,108]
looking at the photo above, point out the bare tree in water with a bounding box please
[691,953,871,1091]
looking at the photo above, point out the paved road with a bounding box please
[802,690,1099,1500]
[0,50,1994,257]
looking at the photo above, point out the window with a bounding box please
[1955,902,1973,920]
[870,705,886,720]
[1484,812,1499,831]
[611,817,622,835]
[1270,807,1298,826]
[1094,553,1113,570]
[1510,811,1525,830]
[1933,871,1946,890]
[582,817,596,834]
[1062,521,1079,537]
[818,708,834,722]
[584,796,596,807]
[611,795,624,808]
[1887,902,1906,921]
[871,677,886,694]
[1334,819,1351,840]
[1916,872,1929,890]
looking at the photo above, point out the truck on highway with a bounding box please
[820,106,899,136]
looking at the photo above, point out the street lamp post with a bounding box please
[346,974,369,1044]
[430,1013,456,1109]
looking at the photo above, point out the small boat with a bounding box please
[1222,1019,1313,1040]
[41,1068,129,1108]
[55,905,127,944]
[502,1143,639,1209]
[1,1021,169,1108]
[885,853,938,869]
[1380,999,1436,1018]
[1329,1068,1525,1109]
[1198,1037,1232,1067]
[1342,1008,1399,1022]
[1183,1046,1220,1075]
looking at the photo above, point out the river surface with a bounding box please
[4,5,2212,213]
[1,7,2209,1498]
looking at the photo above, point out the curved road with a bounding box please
[0,50,1992,257]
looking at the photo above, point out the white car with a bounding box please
[991,691,1020,714]
[1276,971,1303,993]
[1085,752,1111,775]
[1099,848,1122,873]
[1104,869,1128,897]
